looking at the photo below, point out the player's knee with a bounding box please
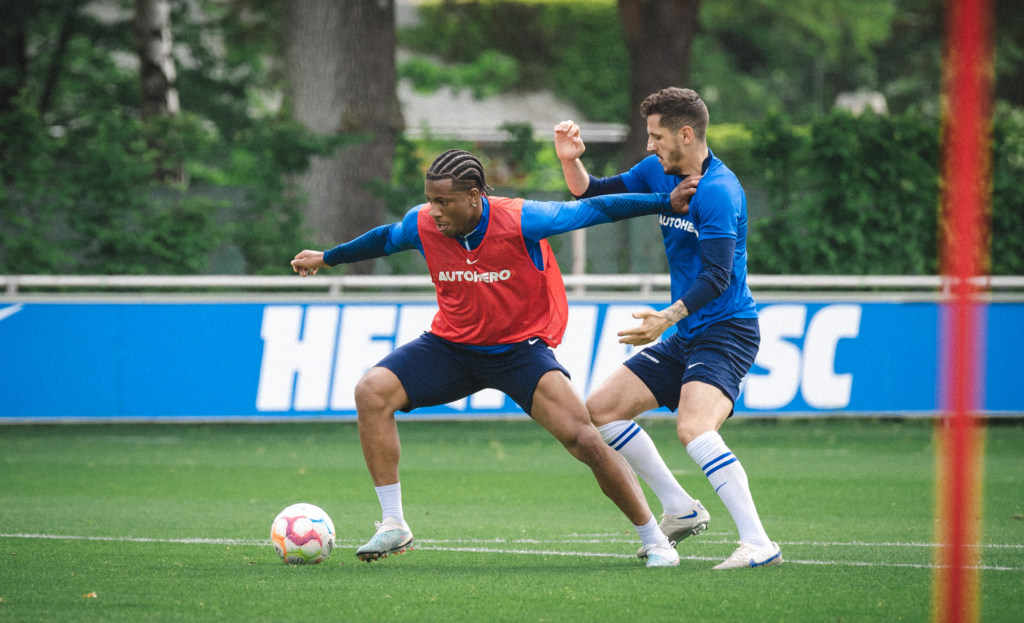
[676,414,712,446]
[676,420,698,446]
[565,428,608,466]
[584,395,616,427]
[354,370,395,414]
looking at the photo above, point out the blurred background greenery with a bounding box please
[1,0,1021,276]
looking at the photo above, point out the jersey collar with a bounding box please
[456,196,489,252]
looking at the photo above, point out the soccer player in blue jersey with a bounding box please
[291,149,698,567]
[553,88,783,569]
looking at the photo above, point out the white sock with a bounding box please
[598,421,695,515]
[685,431,772,549]
[633,515,669,549]
[374,483,404,524]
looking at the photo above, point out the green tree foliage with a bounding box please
[401,1,630,122]
[402,0,909,124]
[402,0,1023,125]
[0,0,341,275]
[696,0,897,121]
[0,98,65,273]
[400,50,520,99]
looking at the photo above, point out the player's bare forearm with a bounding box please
[561,158,590,197]
[291,250,328,277]
[553,120,590,196]
[663,300,690,325]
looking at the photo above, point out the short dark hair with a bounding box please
[426,149,493,194]
[640,88,709,140]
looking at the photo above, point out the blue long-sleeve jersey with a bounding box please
[579,150,758,341]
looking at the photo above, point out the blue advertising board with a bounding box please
[0,300,1020,421]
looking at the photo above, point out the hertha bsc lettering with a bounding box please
[436,269,512,283]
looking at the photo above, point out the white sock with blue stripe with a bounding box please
[633,515,670,549]
[686,431,771,549]
[374,483,405,524]
[597,420,695,515]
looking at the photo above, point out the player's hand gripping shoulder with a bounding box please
[617,301,690,346]
[291,250,328,277]
[671,175,701,215]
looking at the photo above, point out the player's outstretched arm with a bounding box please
[522,192,675,242]
[291,210,421,277]
[521,185,703,245]
[291,225,393,277]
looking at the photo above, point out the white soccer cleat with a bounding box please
[637,500,710,559]
[356,517,415,562]
[712,541,783,570]
[644,542,680,568]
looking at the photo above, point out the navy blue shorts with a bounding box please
[623,317,760,414]
[375,333,570,416]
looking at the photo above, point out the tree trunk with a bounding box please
[0,4,29,115]
[617,0,702,168]
[39,1,83,116]
[133,0,179,118]
[134,0,183,184]
[285,0,404,274]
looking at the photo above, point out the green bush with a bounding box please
[991,104,1024,275]
[746,107,1024,275]
[0,98,66,273]
[0,100,340,275]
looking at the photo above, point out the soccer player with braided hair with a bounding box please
[291,148,698,567]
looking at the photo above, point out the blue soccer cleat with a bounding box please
[712,541,783,570]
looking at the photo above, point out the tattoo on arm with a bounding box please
[663,300,690,324]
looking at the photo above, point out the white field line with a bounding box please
[0,534,268,546]
[1,533,1020,571]
[5,533,1022,550]
[417,546,1019,571]
[336,536,1024,550]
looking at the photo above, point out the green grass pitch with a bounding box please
[1,418,1022,622]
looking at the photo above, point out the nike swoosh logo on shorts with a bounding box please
[528,338,539,345]
[687,362,704,370]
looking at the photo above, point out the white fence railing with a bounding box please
[3,273,1024,297]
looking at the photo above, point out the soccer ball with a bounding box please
[270,503,336,564]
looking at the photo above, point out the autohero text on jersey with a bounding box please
[436,269,512,283]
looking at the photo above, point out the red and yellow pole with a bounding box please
[936,0,992,621]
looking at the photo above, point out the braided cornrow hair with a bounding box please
[426,149,493,195]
